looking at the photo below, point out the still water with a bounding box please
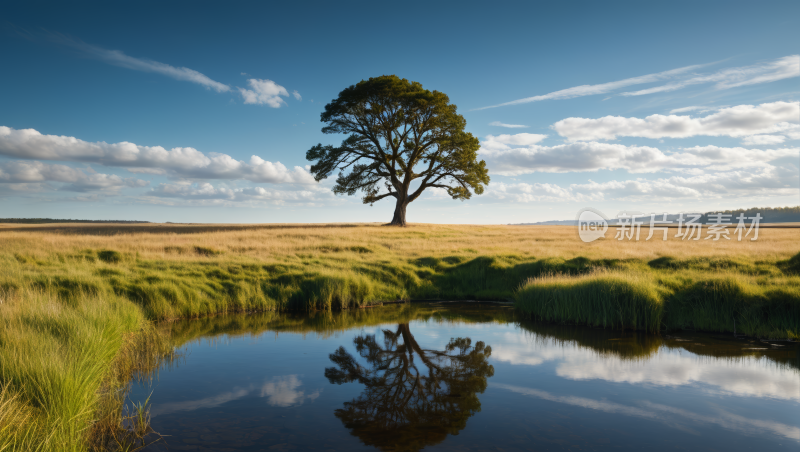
[133,302,799,451]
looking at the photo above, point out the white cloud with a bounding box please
[482,133,548,151]
[475,55,798,111]
[489,121,529,128]
[491,331,800,401]
[0,126,316,184]
[260,375,320,407]
[473,62,710,110]
[669,106,705,114]
[668,105,722,114]
[0,160,147,192]
[480,132,799,175]
[146,182,334,206]
[239,79,290,107]
[56,34,230,92]
[151,375,320,417]
[621,55,800,97]
[569,166,798,201]
[552,101,799,141]
[483,181,595,203]
[741,135,787,145]
[494,384,800,441]
[477,165,798,203]
[292,90,302,101]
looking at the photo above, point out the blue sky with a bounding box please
[1,1,798,223]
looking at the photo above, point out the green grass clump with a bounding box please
[515,268,800,339]
[0,285,172,452]
[515,271,665,332]
[97,250,122,264]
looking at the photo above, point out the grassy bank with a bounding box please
[515,268,800,338]
[0,286,173,451]
[0,222,798,451]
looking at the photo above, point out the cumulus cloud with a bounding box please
[0,160,147,192]
[621,55,800,97]
[54,34,230,92]
[0,126,316,184]
[473,62,710,110]
[292,90,302,101]
[489,121,529,128]
[741,135,787,145]
[239,79,290,107]
[146,182,334,206]
[569,166,799,201]
[552,101,799,141]
[478,165,798,203]
[483,181,595,203]
[480,132,798,175]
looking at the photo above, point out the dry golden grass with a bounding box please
[0,222,796,263]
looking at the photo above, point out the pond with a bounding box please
[132,302,799,451]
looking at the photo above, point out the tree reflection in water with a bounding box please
[325,323,494,451]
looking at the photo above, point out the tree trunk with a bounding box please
[389,198,408,226]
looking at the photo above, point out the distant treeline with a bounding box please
[516,205,800,225]
[0,218,151,224]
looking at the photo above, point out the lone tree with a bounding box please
[306,75,489,226]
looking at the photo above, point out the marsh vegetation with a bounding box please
[0,223,798,451]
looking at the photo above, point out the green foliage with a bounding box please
[306,75,489,224]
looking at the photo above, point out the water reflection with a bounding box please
[151,375,320,416]
[493,326,800,400]
[134,303,799,451]
[494,383,800,441]
[325,323,494,451]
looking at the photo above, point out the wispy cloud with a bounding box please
[489,121,529,128]
[473,62,711,110]
[493,383,800,441]
[668,105,721,114]
[621,55,799,97]
[52,33,230,92]
[239,79,290,107]
[475,55,798,111]
[292,90,302,101]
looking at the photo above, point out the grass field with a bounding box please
[0,222,798,451]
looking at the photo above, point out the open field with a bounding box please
[0,222,799,451]
[1,222,798,324]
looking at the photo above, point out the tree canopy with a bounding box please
[306,75,489,226]
[325,323,494,451]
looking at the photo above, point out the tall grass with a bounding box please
[515,271,665,332]
[0,285,172,452]
[515,269,800,338]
